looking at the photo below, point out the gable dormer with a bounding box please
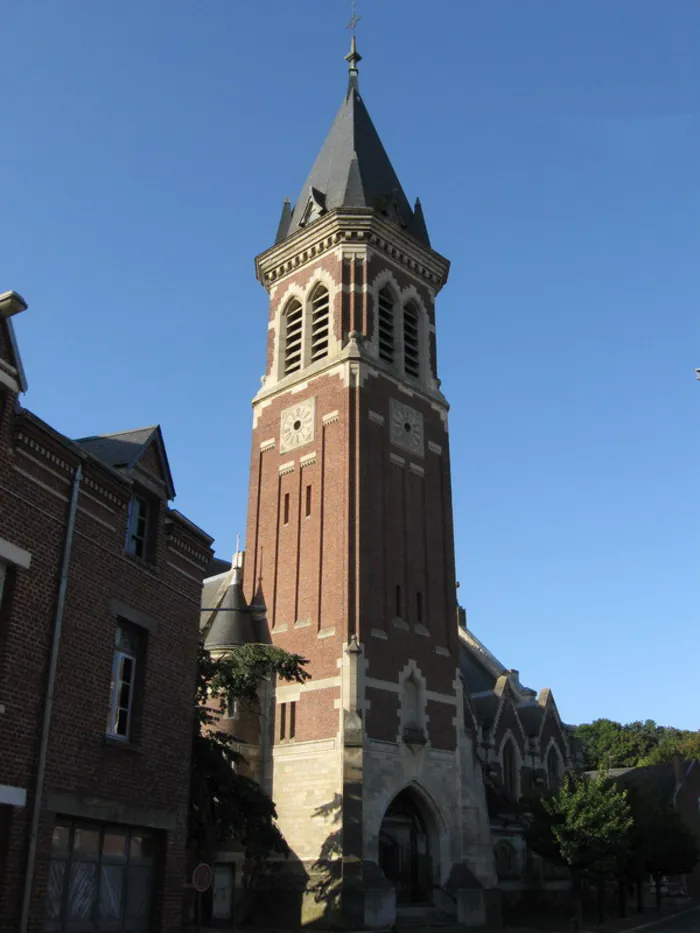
[77,426,175,565]
[0,291,29,396]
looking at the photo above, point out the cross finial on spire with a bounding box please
[346,0,362,37]
[345,0,362,86]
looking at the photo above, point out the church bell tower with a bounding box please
[244,37,496,929]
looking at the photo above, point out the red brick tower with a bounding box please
[243,39,497,929]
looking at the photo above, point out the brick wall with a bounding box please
[0,388,212,931]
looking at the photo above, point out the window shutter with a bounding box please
[310,286,330,363]
[284,300,303,374]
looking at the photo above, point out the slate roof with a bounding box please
[460,642,498,694]
[77,426,157,468]
[206,556,232,578]
[587,763,679,801]
[280,59,429,247]
[204,569,257,649]
[471,693,500,730]
[517,703,544,738]
[76,425,175,499]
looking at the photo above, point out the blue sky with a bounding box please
[2,1,698,730]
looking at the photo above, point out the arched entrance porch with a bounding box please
[378,788,435,905]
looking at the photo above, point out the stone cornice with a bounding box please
[255,209,450,294]
[251,341,450,413]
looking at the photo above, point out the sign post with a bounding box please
[192,863,213,933]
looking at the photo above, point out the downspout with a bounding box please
[20,463,83,933]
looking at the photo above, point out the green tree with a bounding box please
[639,731,700,766]
[630,788,698,909]
[575,719,664,771]
[189,643,310,867]
[526,772,633,925]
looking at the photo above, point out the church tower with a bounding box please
[244,39,498,928]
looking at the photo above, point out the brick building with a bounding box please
[0,290,213,932]
[199,41,579,929]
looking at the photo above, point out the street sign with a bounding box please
[192,863,213,893]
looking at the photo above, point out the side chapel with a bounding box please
[200,38,581,929]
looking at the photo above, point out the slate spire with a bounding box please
[345,35,362,95]
[275,197,293,244]
[281,36,430,247]
[204,562,256,649]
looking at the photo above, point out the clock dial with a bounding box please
[279,398,315,453]
[390,399,424,458]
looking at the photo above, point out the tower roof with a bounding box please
[204,564,257,650]
[279,39,429,247]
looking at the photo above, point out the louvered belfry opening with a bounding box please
[378,287,395,364]
[403,301,420,378]
[284,299,303,374]
[310,285,330,363]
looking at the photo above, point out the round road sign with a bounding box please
[192,863,213,893]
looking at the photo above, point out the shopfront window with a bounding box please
[45,819,158,933]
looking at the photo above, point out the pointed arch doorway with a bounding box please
[378,788,433,905]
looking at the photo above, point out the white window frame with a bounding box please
[126,496,151,559]
[107,628,138,740]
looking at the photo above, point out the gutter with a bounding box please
[19,464,82,933]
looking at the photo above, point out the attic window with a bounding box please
[403,302,420,378]
[310,285,330,363]
[377,287,395,364]
[126,496,153,561]
[284,299,303,375]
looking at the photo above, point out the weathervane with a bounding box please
[345,0,362,78]
[346,0,362,36]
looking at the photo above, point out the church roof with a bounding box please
[279,39,429,247]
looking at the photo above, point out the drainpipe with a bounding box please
[20,463,82,933]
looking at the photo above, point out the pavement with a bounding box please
[491,903,700,933]
[185,904,700,933]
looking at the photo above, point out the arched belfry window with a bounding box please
[502,738,519,800]
[403,301,420,378]
[547,745,561,789]
[377,286,395,364]
[310,285,330,364]
[283,299,303,375]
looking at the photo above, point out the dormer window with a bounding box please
[377,287,395,364]
[309,285,330,363]
[126,494,157,563]
[126,496,150,559]
[299,187,326,228]
[283,299,303,375]
[403,301,420,378]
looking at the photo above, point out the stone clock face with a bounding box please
[279,398,315,453]
[390,398,424,458]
